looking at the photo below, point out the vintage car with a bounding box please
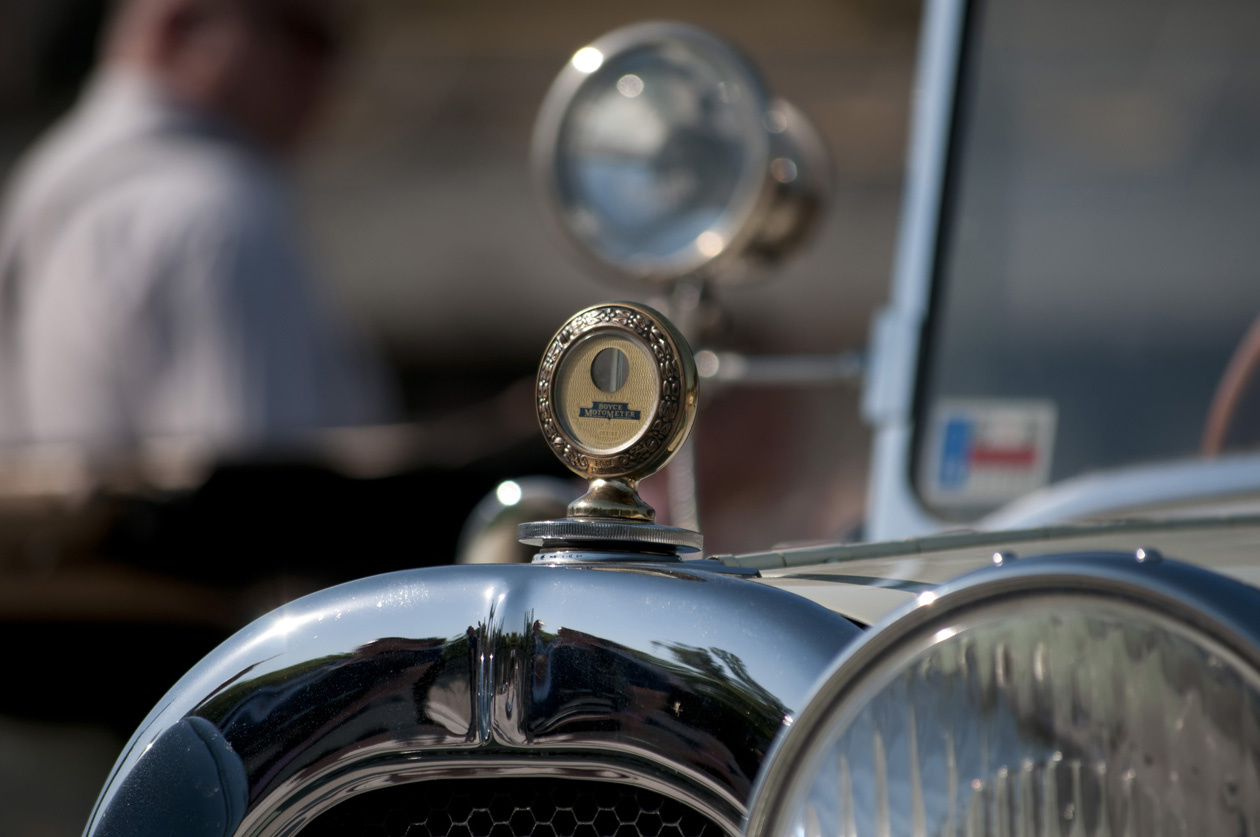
[83,2,1260,835]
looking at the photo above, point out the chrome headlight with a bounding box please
[533,22,830,287]
[745,553,1260,837]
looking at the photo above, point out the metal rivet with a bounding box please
[992,551,1017,566]
[1135,547,1163,564]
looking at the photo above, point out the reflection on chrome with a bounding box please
[617,74,645,98]
[495,479,523,506]
[696,231,725,258]
[769,158,798,184]
[85,563,859,837]
[571,47,603,73]
[458,477,574,565]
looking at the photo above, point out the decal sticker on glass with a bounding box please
[922,399,1057,510]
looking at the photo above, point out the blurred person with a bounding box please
[0,0,395,452]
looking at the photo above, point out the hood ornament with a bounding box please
[519,302,701,559]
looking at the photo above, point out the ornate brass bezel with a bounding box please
[537,302,698,482]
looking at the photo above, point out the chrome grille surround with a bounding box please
[84,562,861,837]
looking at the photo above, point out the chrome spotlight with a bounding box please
[533,22,831,288]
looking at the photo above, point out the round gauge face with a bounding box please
[536,302,698,481]
[553,39,769,278]
[553,332,659,456]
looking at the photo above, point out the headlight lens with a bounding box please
[746,555,1260,837]
[553,39,767,273]
[533,22,831,287]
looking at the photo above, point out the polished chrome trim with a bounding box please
[85,563,860,837]
[520,519,703,556]
[745,551,1260,836]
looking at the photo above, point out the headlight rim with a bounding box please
[744,551,1260,837]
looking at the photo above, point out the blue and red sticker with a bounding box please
[924,399,1057,509]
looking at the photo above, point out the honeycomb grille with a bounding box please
[298,777,722,837]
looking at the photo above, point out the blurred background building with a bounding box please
[0,1,918,833]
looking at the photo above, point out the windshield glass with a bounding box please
[915,0,1260,518]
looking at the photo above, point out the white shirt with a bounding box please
[0,72,394,452]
